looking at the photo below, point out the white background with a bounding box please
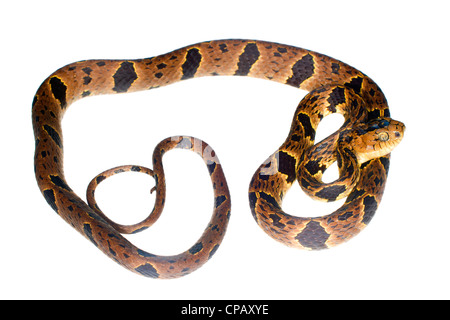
[1,0,448,300]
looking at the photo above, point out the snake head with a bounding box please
[345,117,405,163]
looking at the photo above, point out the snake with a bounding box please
[32,39,405,278]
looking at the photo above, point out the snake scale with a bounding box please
[33,39,405,278]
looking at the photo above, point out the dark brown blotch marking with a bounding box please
[50,175,72,191]
[315,185,347,201]
[83,223,98,247]
[43,124,62,148]
[189,242,203,255]
[286,54,314,87]
[362,195,378,224]
[295,221,330,250]
[181,48,202,80]
[49,77,67,109]
[134,263,159,278]
[276,151,297,184]
[214,195,227,208]
[235,43,260,76]
[297,112,315,140]
[43,189,58,213]
[112,61,138,93]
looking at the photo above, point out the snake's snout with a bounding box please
[386,118,405,148]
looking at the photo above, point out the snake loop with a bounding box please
[33,40,404,277]
[87,165,159,234]
[249,85,404,249]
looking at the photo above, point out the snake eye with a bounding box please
[380,119,390,128]
[378,132,389,142]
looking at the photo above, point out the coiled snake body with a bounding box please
[33,40,404,278]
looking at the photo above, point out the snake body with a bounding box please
[33,40,404,278]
